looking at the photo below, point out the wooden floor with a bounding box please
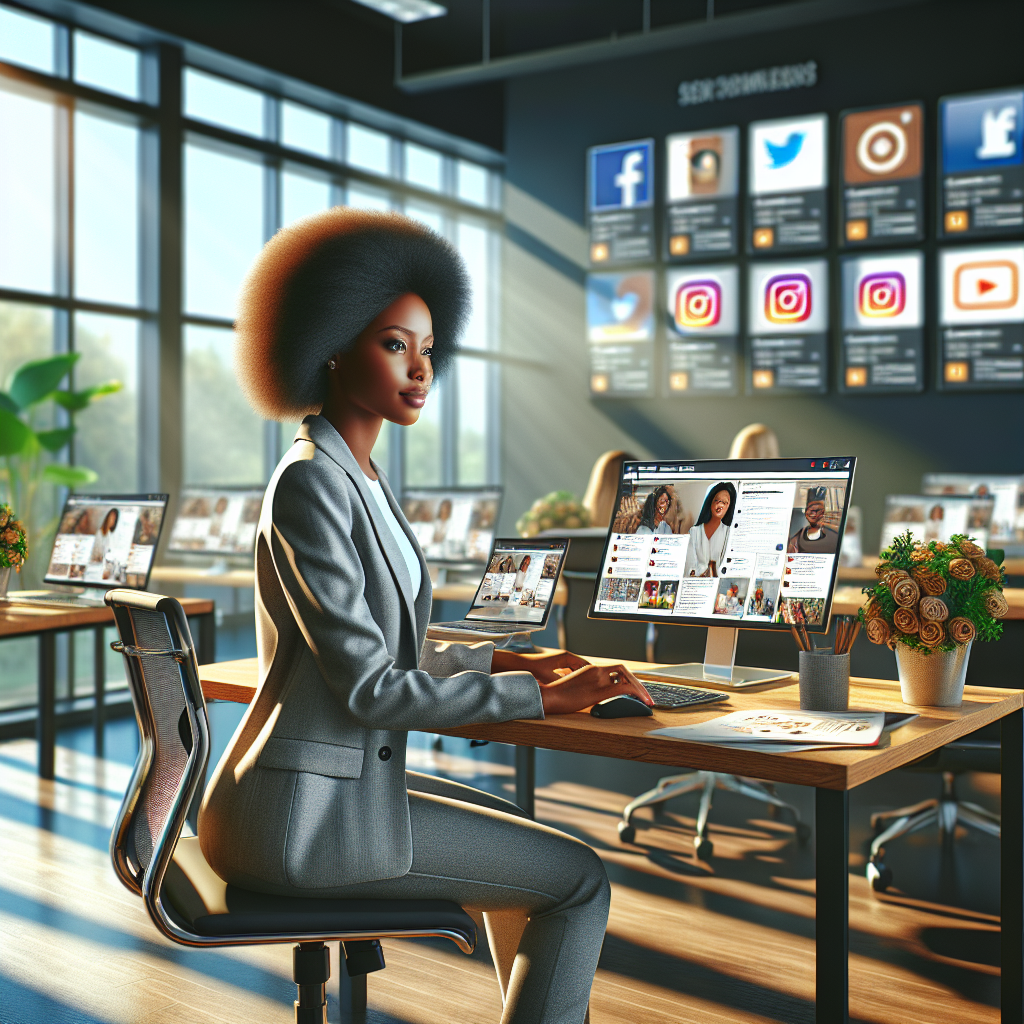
[0,720,1005,1024]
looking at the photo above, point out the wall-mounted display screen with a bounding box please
[922,473,1024,554]
[167,488,264,556]
[587,139,655,264]
[746,259,829,393]
[665,265,739,394]
[665,126,739,259]
[880,494,995,552]
[938,244,1024,390]
[586,270,655,396]
[840,251,924,392]
[841,102,924,245]
[747,113,828,252]
[940,88,1024,239]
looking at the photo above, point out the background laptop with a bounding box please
[400,486,503,567]
[5,493,169,607]
[428,536,569,639]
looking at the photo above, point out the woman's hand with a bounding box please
[539,663,653,716]
[491,648,589,684]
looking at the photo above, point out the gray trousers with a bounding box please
[328,770,610,1024]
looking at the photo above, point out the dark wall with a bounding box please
[502,0,1024,548]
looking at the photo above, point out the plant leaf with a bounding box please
[52,380,123,412]
[42,464,98,486]
[36,427,76,452]
[0,407,32,456]
[0,392,18,415]
[9,353,79,409]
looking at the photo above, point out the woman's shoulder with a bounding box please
[270,441,358,517]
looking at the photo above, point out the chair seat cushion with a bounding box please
[164,837,477,942]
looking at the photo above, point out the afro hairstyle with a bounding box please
[234,207,471,421]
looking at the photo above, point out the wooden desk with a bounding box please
[197,655,1023,1024]
[1,594,215,778]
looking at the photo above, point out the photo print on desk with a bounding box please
[586,270,656,396]
[665,264,740,395]
[840,102,924,245]
[747,113,828,253]
[665,126,740,260]
[588,138,656,265]
[938,243,1024,390]
[746,259,829,394]
[939,87,1024,239]
[840,250,924,393]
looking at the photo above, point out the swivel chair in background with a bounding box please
[106,589,477,1023]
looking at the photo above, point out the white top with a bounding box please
[683,522,729,577]
[364,475,422,595]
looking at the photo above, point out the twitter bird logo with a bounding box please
[765,132,806,168]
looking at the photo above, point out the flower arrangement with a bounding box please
[862,530,1007,654]
[516,491,591,538]
[0,503,28,572]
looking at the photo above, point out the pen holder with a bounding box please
[798,651,850,712]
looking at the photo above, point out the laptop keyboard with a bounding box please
[6,593,105,608]
[641,682,729,710]
[430,620,530,634]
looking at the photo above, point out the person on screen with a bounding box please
[924,503,945,542]
[682,482,735,577]
[90,508,119,563]
[513,554,531,593]
[635,485,676,535]
[788,487,839,554]
[431,498,453,545]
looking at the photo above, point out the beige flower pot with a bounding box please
[895,641,972,707]
[0,565,10,599]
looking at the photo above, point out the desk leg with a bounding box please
[1002,707,1023,1024]
[815,787,849,1024]
[37,633,57,780]
[197,611,215,665]
[515,746,535,819]
[93,625,106,758]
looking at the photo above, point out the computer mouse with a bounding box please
[590,695,654,718]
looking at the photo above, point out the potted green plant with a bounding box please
[0,503,27,598]
[861,530,1008,706]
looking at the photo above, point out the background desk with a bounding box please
[198,656,1023,1024]
[1,594,214,778]
[838,556,1024,583]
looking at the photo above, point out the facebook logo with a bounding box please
[942,90,1024,173]
[590,140,654,211]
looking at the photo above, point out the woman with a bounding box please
[199,208,651,1024]
[512,554,531,593]
[682,482,736,577]
[634,485,675,535]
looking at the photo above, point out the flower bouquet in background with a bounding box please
[0,503,28,598]
[516,491,591,538]
[861,530,1007,706]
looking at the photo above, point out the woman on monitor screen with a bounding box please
[200,208,649,1024]
[635,484,677,534]
[683,481,736,577]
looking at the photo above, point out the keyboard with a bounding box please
[430,621,533,634]
[5,594,106,608]
[641,681,729,711]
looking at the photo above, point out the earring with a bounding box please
[327,359,336,370]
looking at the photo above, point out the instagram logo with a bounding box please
[675,279,721,329]
[764,273,812,323]
[859,272,906,317]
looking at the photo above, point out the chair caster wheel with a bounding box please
[617,822,636,844]
[866,860,892,892]
[796,822,812,845]
[694,836,714,861]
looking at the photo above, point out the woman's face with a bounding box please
[329,292,434,427]
[710,489,731,521]
[656,491,670,515]
[103,510,118,533]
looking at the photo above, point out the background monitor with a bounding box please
[401,487,502,565]
[167,487,264,557]
[880,493,996,552]
[922,473,1023,553]
[44,493,168,590]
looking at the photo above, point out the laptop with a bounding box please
[427,537,569,639]
[4,493,169,608]
[400,486,503,567]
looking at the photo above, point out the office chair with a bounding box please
[866,735,1000,892]
[105,589,476,1024]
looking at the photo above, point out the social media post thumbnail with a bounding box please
[840,251,925,392]
[776,597,826,627]
[746,578,780,619]
[787,480,847,555]
[588,138,656,264]
[587,270,656,396]
[713,576,749,618]
[939,244,1024,390]
[940,88,1024,239]
[748,113,828,252]
[840,102,924,245]
[638,578,680,612]
[879,494,995,552]
[665,266,740,394]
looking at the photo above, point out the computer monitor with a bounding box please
[400,487,502,566]
[44,493,169,590]
[921,473,1023,554]
[879,493,995,553]
[167,487,264,560]
[589,457,857,686]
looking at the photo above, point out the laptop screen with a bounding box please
[167,487,264,557]
[43,494,169,590]
[464,538,569,627]
[880,494,995,553]
[401,487,502,565]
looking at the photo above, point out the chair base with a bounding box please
[294,942,330,1024]
[617,771,810,857]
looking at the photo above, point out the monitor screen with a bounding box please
[589,458,856,630]
[880,494,995,552]
[401,487,502,565]
[167,487,264,557]
[44,493,168,590]
[921,474,1023,551]
[465,538,569,626]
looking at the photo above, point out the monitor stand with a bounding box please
[637,626,794,688]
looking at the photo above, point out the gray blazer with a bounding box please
[198,415,543,895]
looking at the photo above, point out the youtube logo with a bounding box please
[942,245,1024,325]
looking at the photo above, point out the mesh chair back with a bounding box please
[107,591,210,896]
